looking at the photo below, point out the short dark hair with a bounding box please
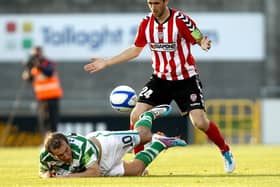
[31,46,43,56]
[34,46,42,51]
[44,132,69,153]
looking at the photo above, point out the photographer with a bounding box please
[22,46,63,136]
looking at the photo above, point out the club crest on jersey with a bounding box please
[149,42,176,52]
[190,93,197,102]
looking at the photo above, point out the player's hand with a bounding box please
[39,170,56,178]
[199,36,211,51]
[84,58,108,73]
[22,70,30,80]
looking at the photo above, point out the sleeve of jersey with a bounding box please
[39,161,49,172]
[176,13,203,45]
[82,140,99,168]
[134,18,148,47]
[39,149,51,172]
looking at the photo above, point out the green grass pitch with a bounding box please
[0,145,279,187]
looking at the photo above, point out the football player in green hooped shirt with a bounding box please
[39,105,187,178]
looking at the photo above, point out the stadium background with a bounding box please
[0,0,279,145]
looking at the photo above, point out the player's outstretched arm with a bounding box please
[83,57,108,73]
[55,162,101,178]
[84,45,143,73]
[198,36,211,51]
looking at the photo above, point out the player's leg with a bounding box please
[130,102,153,153]
[130,103,154,126]
[134,104,173,145]
[175,75,235,173]
[88,128,182,176]
[97,105,184,176]
[189,109,235,173]
[131,76,172,154]
[124,133,186,176]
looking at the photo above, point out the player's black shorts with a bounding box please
[138,75,205,115]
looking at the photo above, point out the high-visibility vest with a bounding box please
[31,67,63,100]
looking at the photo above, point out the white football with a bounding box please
[110,85,137,112]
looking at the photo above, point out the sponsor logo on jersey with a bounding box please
[149,42,176,52]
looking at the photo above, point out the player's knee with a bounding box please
[133,163,147,176]
[137,127,152,144]
[193,118,209,131]
[141,132,152,144]
[124,160,146,176]
[143,132,152,143]
[135,168,145,176]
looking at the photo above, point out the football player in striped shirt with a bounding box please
[39,104,186,178]
[84,0,235,173]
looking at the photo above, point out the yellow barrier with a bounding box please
[194,99,260,144]
[0,123,43,146]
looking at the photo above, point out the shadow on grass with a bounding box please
[145,173,280,178]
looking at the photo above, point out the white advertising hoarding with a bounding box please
[0,13,264,62]
[191,13,265,61]
[261,99,280,144]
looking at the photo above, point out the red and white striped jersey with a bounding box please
[135,8,202,81]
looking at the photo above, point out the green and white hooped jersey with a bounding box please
[39,134,99,175]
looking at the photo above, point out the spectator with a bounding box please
[22,46,63,135]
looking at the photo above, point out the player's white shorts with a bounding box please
[86,130,141,176]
